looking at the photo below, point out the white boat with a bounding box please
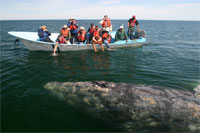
[8,31,146,51]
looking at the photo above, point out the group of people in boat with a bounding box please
[38,15,141,55]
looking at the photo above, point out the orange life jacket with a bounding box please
[89,27,95,34]
[93,29,100,37]
[130,19,136,27]
[92,36,102,44]
[102,18,111,27]
[61,28,70,37]
[102,33,111,43]
[77,31,86,42]
[58,37,66,44]
[69,20,78,30]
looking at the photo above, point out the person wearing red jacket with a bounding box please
[128,15,140,40]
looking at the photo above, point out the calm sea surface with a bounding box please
[1,20,200,132]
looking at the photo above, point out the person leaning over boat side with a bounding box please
[102,32,111,49]
[60,25,71,42]
[38,25,54,42]
[128,15,140,40]
[92,35,104,52]
[99,15,112,35]
[115,24,128,42]
[67,17,78,44]
[76,27,89,44]
[53,35,68,56]
[87,23,95,42]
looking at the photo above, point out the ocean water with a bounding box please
[1,20,200,132]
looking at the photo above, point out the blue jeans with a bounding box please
[103,39,110,48]
[128,27,135,39]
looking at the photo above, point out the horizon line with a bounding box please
[1,18,200,22]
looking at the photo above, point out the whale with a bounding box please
[44,81,200,132]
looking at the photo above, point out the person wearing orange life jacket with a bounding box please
[76,27,89,44]
[128,15,140,40]
[53,35,68,56]
[67,17,79,44]
[87,23,95,42]
[102,32,112,49]
[92,35,104,52]
[93,26,102,37]
[60,25,71,41]
[99,15,112,35]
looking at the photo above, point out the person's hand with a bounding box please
[126,40,128,42]
[87,43,89,46]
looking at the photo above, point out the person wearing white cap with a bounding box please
[67,17,79,44]
[128,15,140,39]
[99,15,112,35]
[115,24,128,42]
[76,27,89,44]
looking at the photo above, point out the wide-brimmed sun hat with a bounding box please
[80,27,85,30]
[70,17,74,20]
[63,25,68,28]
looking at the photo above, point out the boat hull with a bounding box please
[9,31,146,51]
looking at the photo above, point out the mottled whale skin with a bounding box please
[44,81,200,132]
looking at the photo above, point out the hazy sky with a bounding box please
[1,0,200,20]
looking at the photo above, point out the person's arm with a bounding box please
[99,30,102,37]
[136,20,140,31]
[74,22,78,28]
[46,30,51,36]
[109,24,112,32]
[67,21,71,27]
[99,19,103,25]
[68,31,71,40]
[124,31,128,41]
[87,28,90,33]
[128,19,130,27]
[38,30,44,38]
[136,24,140,31]
[115,31,119,41]
[85,34,89,44]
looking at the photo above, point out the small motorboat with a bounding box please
[8,31,146,51]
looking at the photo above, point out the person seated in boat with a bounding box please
[93,25,102,37]
[99,15,112,35]
[76,27,89,44]
[38,25,53,42]
[67,17,78,44]
[115,24,128,42]
[60,25,71,42]
[128,15,140,40]
[92,35,104,52]
[102,32,112,49]
[87,23,95,42]
[53,35,69,56]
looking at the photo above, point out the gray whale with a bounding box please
[44,81,200,132]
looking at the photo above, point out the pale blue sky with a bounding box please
[1,0,200,20]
